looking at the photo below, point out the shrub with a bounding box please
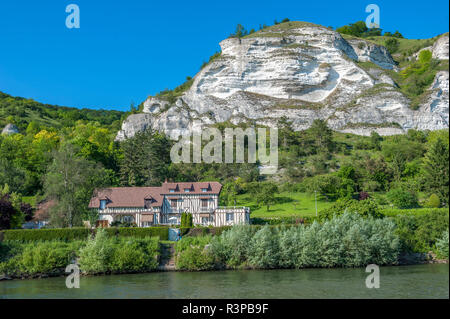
[175,236,214,270]
[78,228,115,274]
[386,188,419,209]
[436,231,449,259]
[175,246,215,271]
[384,37,399,54]
[78,229,159,274]
[18,241,81,274]
[425,194,441,208]
[210,213,400,269]
[210,225,257,267]
[110,237,159,272]
[248,225,280,268]
[391,209,449,253]
[318,198,382,221]
[0,240,83,276]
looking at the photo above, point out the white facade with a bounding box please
[93,188,250,227]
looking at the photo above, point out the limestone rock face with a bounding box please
[1,123,19,135]
[116,24,449,140]
[432,34,449,60]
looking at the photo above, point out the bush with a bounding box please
[1,228,91,242]
[209,213,400,269]
[386,188,419,209]
[384,37,399,54]
[318,198,382,221]
[425,194,441,208]
[436,231,449,259]
[175,246,215,271]
[78,228,114,274]
[210,225,257,267]
[391,209,449,253]
[175,236,214,271]
[248,226,280,268]
[78,229,159,274]
[110,237,159,272]
[0,241,84,276]
[280,215,400,268]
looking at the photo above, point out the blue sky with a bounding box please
[0,0,448,111]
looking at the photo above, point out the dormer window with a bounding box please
[144,198,154,208]
[169,189,175,193]
[184,188,191,193]
[201,188,208,192]
[100,200,107,210]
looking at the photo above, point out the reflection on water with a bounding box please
[1,264,448,299]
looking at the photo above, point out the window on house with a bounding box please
[226,213,234,222]
[170,199,178,208]
[169,189,175,193]
[100,200,107,210]
[201,188,208,192]
[184,188,190,193]
[201,217,209,224]
[144,199,153,209]
[201,199,208,208]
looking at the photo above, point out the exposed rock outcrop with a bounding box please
[1,123,19,135]
[117,23,449,140]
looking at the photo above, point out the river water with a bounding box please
[1,264,448,299]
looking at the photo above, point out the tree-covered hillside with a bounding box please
[0,91,125,132]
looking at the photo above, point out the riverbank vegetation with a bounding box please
[1,208,448,277]
[175,213,400,270]
[0,229,160,278]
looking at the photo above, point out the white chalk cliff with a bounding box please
[117,23,449,140]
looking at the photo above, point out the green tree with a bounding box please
[119,129,171,186]
[386,187,419,209]
[254,182,279,211]
[230,24,248,38]
[44,144,104,227]
[384,37,399,54]
[422,137,449,206]
[307,119,334,153]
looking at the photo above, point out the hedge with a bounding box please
[1,228,92,242]
[104,227,169,240]
[179,225,297,237]
[1,227,169,242]
[251,216,318,225]
[381,207,449,217]
[180,226,232,237]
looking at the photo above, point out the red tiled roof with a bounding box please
[33,199,55,221]
[88,182,222,209]
[88,187,164,209]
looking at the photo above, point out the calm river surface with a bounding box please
[1,264,448,299]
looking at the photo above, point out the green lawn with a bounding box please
[236,192,335,219]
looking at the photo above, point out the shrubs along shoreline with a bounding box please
[1,211,449,280]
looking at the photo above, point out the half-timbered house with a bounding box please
[88,181,250,227]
